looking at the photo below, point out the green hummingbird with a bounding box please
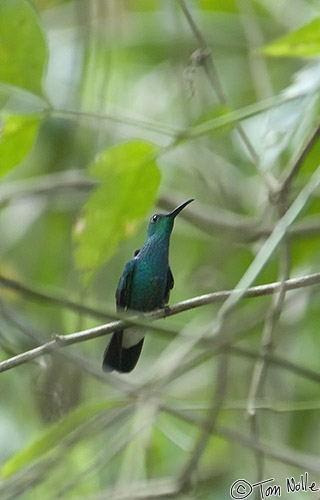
[103,198,194,373]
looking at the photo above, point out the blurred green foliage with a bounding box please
[0,114,41,175]
[263,17,320,57]
[74,140,161,281]
[0,0,47,96]
[0,0,320,499]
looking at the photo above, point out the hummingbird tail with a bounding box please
[102,331,144,373]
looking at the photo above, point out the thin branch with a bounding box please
[217,163,320,321]
[178,0,225,103]
[228,345,320,385]
[178,355,228,489]
[279,119,320,196]
[0,404,132,500]
[79,479,180,500]
[52,107,179,138]
[0,300,136,392]
[0,274,179,340]
[217,425,320,475]
[3,174,320,242]
[246,249,290,409]
[0,170,96,206]
[55,408,161,500]
[247,201,291,490]
[236,0,274,101]
[1,271,320,373]
[0,273,117,321]
[178,0,279,193]
[0,172,263,241]
[163,406,320,474]
[2,271,320,324]
[154,328,320,396]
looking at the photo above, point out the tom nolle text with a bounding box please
[230,472,319,499]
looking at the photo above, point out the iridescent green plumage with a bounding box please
[103,199,194,373]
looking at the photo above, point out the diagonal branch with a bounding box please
[163,405,320,475]
[3,174,320,242]
[279,119,320,196]
[177,355,228,489]
[1,272,320,373]
[178,0,279,193]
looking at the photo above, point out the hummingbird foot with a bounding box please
[161,304,170,318]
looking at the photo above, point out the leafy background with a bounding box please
[1,0,320,499]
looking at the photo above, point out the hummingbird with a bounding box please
[103,198,194,373]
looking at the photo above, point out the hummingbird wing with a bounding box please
[103,259,144,373]
[164,266,174,304]
[115,260,135,310]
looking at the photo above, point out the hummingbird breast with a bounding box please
[130,244,169,312]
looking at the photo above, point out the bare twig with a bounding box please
[217,163,320,320]
[236,0,274,101]
[217,425,320,475]
[163,406,320,475]
[3,271,320,321]
[229,346,320,385]
[178,355,228,490]
[246,248,290,409]
[279,119,320,196]
[0,170,96,206]
[0,404,132,500]
[3,174,320,242]
[0,300,136,391]
[178,0,225,103]
[178,0,279,193]
[77,479,180,500]
[53,108,179,138]
[247,202,291,490]
[1,272,320,374]
[0,273,117,321]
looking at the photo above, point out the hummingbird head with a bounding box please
[146,198,194,239]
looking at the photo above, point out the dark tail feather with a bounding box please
[102,331,144,373]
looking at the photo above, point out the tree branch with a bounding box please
[1,272,320,373]
[3,174,320,242]
[178,355,228,489]
[178,0,279,193]
[279,119,320,196]
[163,406,320,474]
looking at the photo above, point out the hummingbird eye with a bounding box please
[151,214,158,223]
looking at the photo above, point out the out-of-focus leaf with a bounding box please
[0,114,41,176]
[1,399,125,479]
[263,18,320,58]
[196,0,237,13]
[0,0,47,96]
[74,140,161,281]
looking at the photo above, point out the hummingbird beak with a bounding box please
[166,198,194,218]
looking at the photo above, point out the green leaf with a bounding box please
[0,0,48,95]
[263,18,320,58]
[1,399,124,479]
[74,140,161,280]
[0,114,41,176]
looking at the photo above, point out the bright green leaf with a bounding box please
[263,18,320,58]
[196,0,237,13]
[1,399,125,479]
[0,0,48,95]
[0,114,41,176]
[74,140,161,280]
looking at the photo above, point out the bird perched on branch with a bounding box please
[103,198,194,373]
